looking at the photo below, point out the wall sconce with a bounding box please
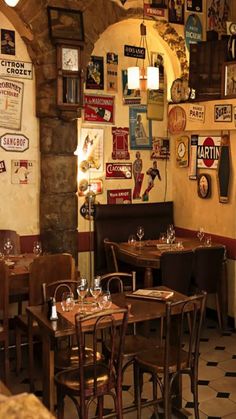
[4,0,20,6]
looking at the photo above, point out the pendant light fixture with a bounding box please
[4,0,20,6]
[127,1,159,91]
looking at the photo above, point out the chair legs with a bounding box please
[3,339,10,385]
[215,293,222,330]
[15,326,22,375]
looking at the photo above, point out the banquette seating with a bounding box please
[94,201,174,275]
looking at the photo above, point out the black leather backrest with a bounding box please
[94,202,174,274]
[160,250,194,295]
[193,246,225,293]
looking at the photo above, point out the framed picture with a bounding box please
[214,104,232,122]
[206,0,231,34]
[47,7,84,41]
[222,62,236,98]
[79,127,104,172]
[168,0,184,25]
[129,105,152,150]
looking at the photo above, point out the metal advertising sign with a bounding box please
[107,189,132,204]
[0,78,24,130]
[0,160,6,173]
[144,3,165,17]
[214,104,232,122]
[11,159,36,184]
[0,59,33,79]
[185,14,202,51]
[105,163,132,179]
[188,104,205,121]
[197,136,221,169]
[112,127,130,160]
[0,133,29,152]
[84,94,115,124]
[124,45,145,59]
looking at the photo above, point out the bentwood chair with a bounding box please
[193,245,225,329]
[55,307,128,419]
[104,238,119,272]
[100,272,156,402]
[15,253,75,378]
[135,293,206,419]
[0,261,10,385]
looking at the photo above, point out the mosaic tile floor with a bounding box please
[5,318,236,418]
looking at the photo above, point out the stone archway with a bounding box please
[10,0,187,263]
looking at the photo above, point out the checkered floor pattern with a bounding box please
[5,318,236,418]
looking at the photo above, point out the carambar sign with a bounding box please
[0,59,33,79]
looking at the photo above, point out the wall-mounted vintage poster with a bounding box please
[147,52,164,121]
[0,59,33,80]
[186,0,202,12]
[189,135,198,180]
[78,178,103,197]
[107,189,132,204]
[86,56,104,90]
[151,137,170,160]
[107,52,118,93]
[105,162,132,179]
[129,105,152,150]
[0,78,24,130]
[80,127,103,172]
[206,0,231,35]
[185,14,202,51]
[11,160,36,184]
[214,104,232,122]
[1,29,15,55]
[122,70,141,105]
[168,0,184,24]
[188,104,205,122]
[197,136,221,169]
[112,127,130,160]
[84,94,115,124]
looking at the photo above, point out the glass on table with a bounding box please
[197,227,205,243]
[3,238,13,259]
[128,234,137,246]
[90,276,102,305]
[204,235,212,247]
[159,232,167,243]
[33,241,42,256]
[61,291,75,312]
[98,291,112,310]
[77,278,88,312]
[136,225,144,246]
[167,225,175,248]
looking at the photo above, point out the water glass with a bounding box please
[90,276,102,304]
[205,236,212,247]
[61,291,75,312]
[77,278,88,312]
[98,291,112,310]
[128,234,137,245]
[3,238,13,257]
[33,241,42,256]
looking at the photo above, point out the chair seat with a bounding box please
[136,347,189,374]
[55,346,103,370]
[55,363,115,392]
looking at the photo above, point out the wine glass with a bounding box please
[167,225,175,248]
[77,278,88,313]
[33,241,42,257]
[98,291,112,310]
[128,234,137,246]
[136,225,144,246]
[61,291,75,312]
[197,227,205,243]
[4,238,13,259]
[90,276,102,307]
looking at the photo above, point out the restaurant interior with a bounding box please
[1,0,236,417]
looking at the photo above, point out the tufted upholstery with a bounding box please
[94,201,174,274]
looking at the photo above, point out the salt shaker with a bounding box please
[50,297,58,321]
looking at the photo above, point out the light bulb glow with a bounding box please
[147,66,159,90]
[4,0,20,6]
[127,67,140,90]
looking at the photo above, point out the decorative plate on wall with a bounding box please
[168,106,186,135]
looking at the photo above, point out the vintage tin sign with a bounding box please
[188,104,205,121]
[11,159,36,184]
[124,45,145,59]
[0,59,33,79]
[144,3,165,17]
[197,136,221,169]
[185,14,202,51]
[105,163,132,179]
[112,127,130,160]
[214,104,232,122]
[84,94,115,124]
[0,160,6,173]
[107,189,132,204]
[0,133,29,151]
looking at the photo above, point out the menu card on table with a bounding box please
[128,289,174,301]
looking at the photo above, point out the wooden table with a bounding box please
[116,238,228,329]
[26,287,190,413]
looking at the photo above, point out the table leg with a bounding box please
[144,267,153,288]
[42,332,55,411]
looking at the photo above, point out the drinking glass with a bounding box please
[33,241,42,256]
[159,232,167,243]
[197,227,205,243]
[167,225,175,248]
[136,225,144,246]
[90,276,102,306]
[3,238,13,258]
[128,234,137,245]
[205,236,212,247]
[61,291,75,312]
[98,291,112,310]
[77,278,88,313]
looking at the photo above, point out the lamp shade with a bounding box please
[127,67,140,90]
[4,0,20,5]
[147,66,159,90]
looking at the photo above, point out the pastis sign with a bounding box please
[0,133,29,152]
[197,136,221,169]
[124,45,145,59]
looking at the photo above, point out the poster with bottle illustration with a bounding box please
[84,94,115,124]
[86,56,104,90]
[79,127,104,172]
[107,52,118,92]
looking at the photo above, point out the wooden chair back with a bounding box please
[0,230,20,255]
[42,280,78,303]
[160,250,194,295]
[0,261,10,383]
[29,253,75,305]
[103,238,119,272]
[100,271,136,294]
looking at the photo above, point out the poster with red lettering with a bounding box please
[84,94,115,124]
[107,189,132,204]
[0,78,24,130]
[197,136,221,169]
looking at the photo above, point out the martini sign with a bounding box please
[197,136,221,169]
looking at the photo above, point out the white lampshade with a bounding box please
[127,67,140,90]
[147,66,159,90]
[4,0,19,6]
